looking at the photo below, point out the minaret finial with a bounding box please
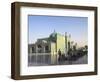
[54,29,56,33]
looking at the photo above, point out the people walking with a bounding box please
[58,49,62,61]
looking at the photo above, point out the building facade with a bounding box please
[28,31,74,56]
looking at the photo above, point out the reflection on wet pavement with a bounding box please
[28,53,87,66]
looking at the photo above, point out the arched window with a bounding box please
[45,46,49,53]
[32,47,34,53]
[38,45,42,48]
[38,45,42,53]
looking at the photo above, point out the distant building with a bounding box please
[28,30,76,55]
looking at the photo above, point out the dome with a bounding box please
[49,30,57,38]
[49,30,57,42]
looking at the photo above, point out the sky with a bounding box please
[28,15,88,47]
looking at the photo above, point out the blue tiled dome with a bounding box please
[49,30,57,42]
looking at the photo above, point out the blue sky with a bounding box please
[28,15,88,47]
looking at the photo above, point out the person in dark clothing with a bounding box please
[58,49,61,56]
[58,49,62,61]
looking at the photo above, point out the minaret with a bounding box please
[54,29,56,34]
[68,34,71,51]
[69,34,71,39]
[65,32,67,56]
